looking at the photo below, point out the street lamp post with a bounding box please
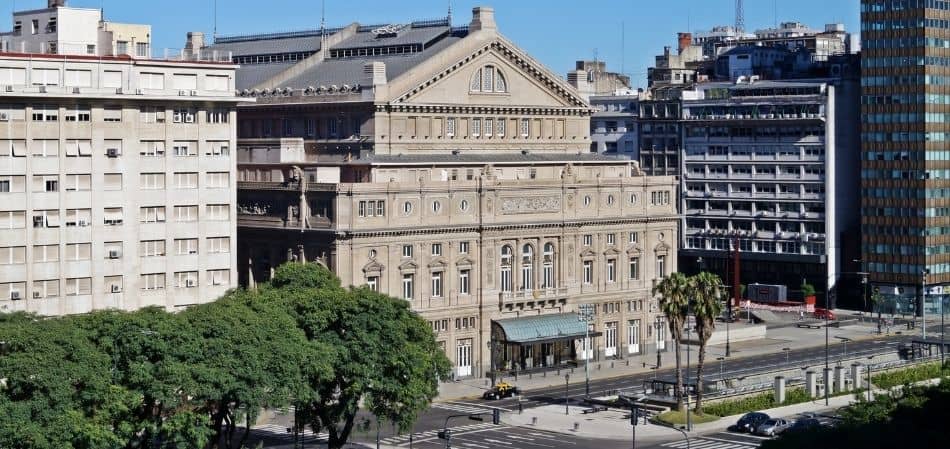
[717,356,725,380]
[824,290,829,406]
[565,374,570,415]
[655,316,663,369]
[685,298,692,432]
[487,339,495,386]
[578,304,594,398]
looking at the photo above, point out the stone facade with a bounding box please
[229,7,677,378]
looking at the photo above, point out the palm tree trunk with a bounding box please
[695,340,707,414]
[674,339,684,411]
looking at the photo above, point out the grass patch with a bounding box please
[655,410,720,426]
[702,388,813,417]
[871,362,950,389]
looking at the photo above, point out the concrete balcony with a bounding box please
[499,287,569,305]
[237,214,333,230]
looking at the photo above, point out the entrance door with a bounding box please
[604,322,618,357]
[456,339,472,377]
[627,319,641,354]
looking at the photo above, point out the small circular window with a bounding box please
[460,199,470,212]
[403,201,413,215]
[658,232,665,241]
[369,249,377,259]
[432,201,442,214]
[584,195,592,207]
[630,193,638,205]
[607,195,615,206]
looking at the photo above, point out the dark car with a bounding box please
[735,412,770,433]
[785,418,823,434]
[482,382,520,400]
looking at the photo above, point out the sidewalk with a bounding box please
[438,320,888,401]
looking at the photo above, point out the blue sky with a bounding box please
[19,0,860,88]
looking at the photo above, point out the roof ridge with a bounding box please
[217,17,451,44]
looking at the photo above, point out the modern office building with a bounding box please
[588,93,639,155]
[217,7,678,379]
[680,72,860,303]
[0,5,241,315]
[0,1,151,57]
[860,0,950,315]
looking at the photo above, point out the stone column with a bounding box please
[851,363,864,391]
[774,376,786,404]
[823,367,833,397]
[834,366,847,392]
[805,371,817,397]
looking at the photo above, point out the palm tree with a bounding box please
[691,271,723,415]
[652,272,691,411]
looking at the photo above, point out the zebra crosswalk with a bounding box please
[431,401,499,415]
[662,436,761,449]
[251,423,328,441]
[380,422,497,446]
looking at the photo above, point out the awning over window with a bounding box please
[492,313,598,345]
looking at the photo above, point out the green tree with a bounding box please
[691,271,723,414]
[269,263,451,449]
[653,272,691,411]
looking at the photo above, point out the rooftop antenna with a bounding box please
[213,0,218,39]
[447,0,452,25]
[735,0,745,34]
[620,22,625,75]
[773,0,778,29]
[320,0,327,54]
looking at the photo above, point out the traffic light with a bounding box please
[492,409,500,425]
[438,430,451,441]
[630,408,639,426]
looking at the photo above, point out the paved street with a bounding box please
[379,423,634,449]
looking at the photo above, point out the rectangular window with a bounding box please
[657,255,667,278]
[207,237,230,253]
[0,175,25,192]
[366,276,379,292]
[402,274,414,300]
[64,70,91,87]
[104,276,123,294]
[459,241,470,254]
[173,74,197,90]
[31,104,58,121]
[0,139,27,157]
[607,234,616,245]
[0,210,25,229]
[140,240,166,257]
[32,279,59,298]
[103,207,123,226]
[64,277,92,296]
[140,141,165,157]
[140,106,166,123]
[205,204,229,221]
[174,205,198,222]
[64,139,92,157]
[629,232,639,244]
[141,273,165,290]
[175,271,199,288]
[206,172,229,189]
[471,118,481,137]
[134,43,149,57]
[173,172,198,189]
[31,210,59,228]
[175,238,199,255]
[64,174,91,191]
[116,41,129,56]
[484,118,493,136]
[64,243,92,261]
[31,68,58,86]
[521,118,530,137]
[208,108,229,124]
[583,260,593,285]
[496,117,506,137]
[431,243,442,256]
[207,141,230,157]
[33,175,58,192]
[629,257,640,280]
[102,71,122,88]
[208,269,231,286]
[172,141,196,156]
[103,106,122,122]
[431,271,443,297]
[446,117,456,137]
[0,246,26,265]
[140,206,166,223]
[402,244,413,258]
[104,242,122,260]
[140,173,165,190]
[33,244,58,262]
[459,269,470,295]
[140,72,164,90]
[172,109,196,124]
[583,234,593,246]
[607,259,616,283]
[206,75,229,91]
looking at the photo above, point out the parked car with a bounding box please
[755,418,791,436]
[482,382,520,400]
[785,418,823,434]
[813,308,836,320]
[735,412,770,433]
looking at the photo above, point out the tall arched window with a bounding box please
[542,242,555,289]
[500,245,512,293]
[521,244,534,292]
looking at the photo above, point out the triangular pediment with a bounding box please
[398,260,419,272]
[362,260,385,274]
[428,257,448,269]
[655,242,671,254]
[579,248,597,259]
[626,244,643,256]
[391,39,588,108]
[604,247,621,257]
[456,256,475,267]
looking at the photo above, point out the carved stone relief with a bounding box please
[500,196,561,214]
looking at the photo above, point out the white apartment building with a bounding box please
[0,1,150,57]
[0,51,242,315]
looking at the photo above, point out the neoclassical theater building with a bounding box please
[210,7,678,379]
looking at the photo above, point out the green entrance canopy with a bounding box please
[492,313,593,344]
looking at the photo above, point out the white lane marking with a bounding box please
[483,438,514,445]
[460,443,491,449]
[702,436,763,445]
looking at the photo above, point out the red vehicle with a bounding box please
[813,308,836,320]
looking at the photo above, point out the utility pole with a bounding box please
[735,0,745,34]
